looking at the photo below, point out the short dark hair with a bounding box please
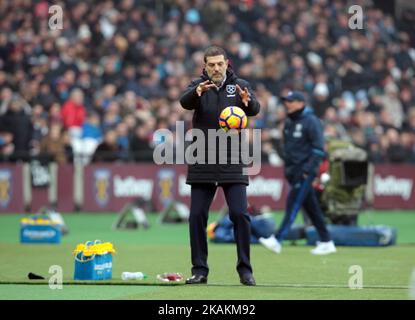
[203,46,227,63]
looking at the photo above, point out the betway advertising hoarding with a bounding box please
[82,164,288,212]
[0,163,413,213]
[82,164,415,212]
[372,165,415,209]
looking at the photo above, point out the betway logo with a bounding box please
[247,177,283,200]
[374,175,413,200]
[113,176,153,199]
[178,175,284,200]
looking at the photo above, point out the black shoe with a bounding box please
[240,274,256,286]
[185,274,208,284]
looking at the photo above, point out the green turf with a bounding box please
[0,211,414,300]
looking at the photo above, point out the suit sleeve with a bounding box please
[179,79,203,110]
[303,116,326,176]
[237,80,260,116]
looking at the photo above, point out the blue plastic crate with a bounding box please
[74,253,113,280]
[73,240,114,280]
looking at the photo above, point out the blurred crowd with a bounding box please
[0,0,414,165]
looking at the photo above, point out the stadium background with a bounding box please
[0,0,415,300]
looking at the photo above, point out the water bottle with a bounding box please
[121,272,147,280]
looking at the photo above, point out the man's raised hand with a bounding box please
[236,84,251,107]
[196,80,216,97]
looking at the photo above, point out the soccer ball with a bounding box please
[219,106,248,132]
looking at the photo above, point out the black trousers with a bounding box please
[189,183,253,277]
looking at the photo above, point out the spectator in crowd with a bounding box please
[0,132,14,161]
[61,88,87,139]
[368,140,386,163]
[39,124,67,164]
[129,123,154,162]
[385,128,412,163]
[92,129,120,162]
[102,101,122,131]
[115,122,130,161]
[71,112,103,164]
[0,97,33,161]
[49,103,63,126]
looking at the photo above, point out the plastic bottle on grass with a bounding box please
[121,272,147,280]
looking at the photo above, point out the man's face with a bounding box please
[284,100,304,114]
[205,55,228,85]
[72,91,84,105]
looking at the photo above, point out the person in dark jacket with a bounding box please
[180,46,260,286]
[259,91,336,255]
[0,98,33,161]
[129,124,154,162]
[92,129,120,162]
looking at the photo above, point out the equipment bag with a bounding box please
[305,224,397,247]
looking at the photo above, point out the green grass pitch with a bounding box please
[0,211,414,300]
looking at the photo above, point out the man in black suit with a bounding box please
[180,46,260,286]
